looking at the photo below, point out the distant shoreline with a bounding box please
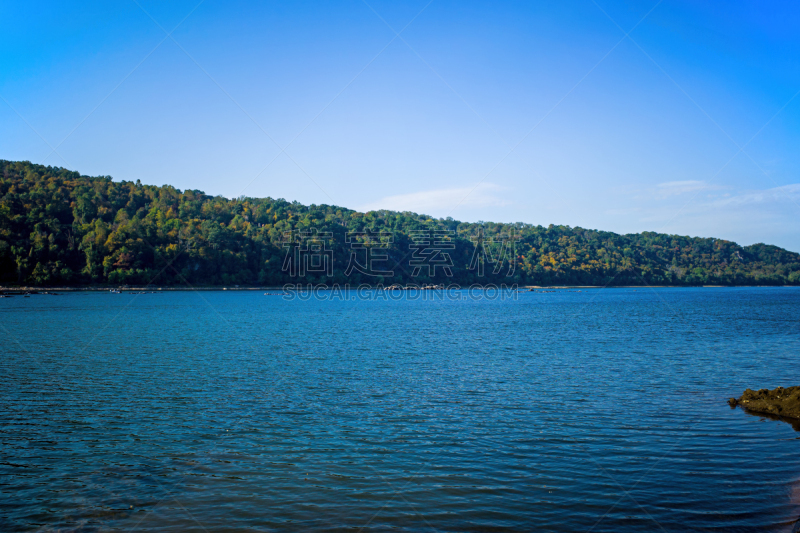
[2,284,798,294]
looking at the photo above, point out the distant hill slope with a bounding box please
[1,160,799,287]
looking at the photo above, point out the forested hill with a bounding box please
[1,159,799,287]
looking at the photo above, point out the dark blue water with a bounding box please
[1,287,799,532]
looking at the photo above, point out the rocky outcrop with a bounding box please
[728,386,800,420]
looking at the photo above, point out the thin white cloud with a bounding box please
[656,180,718,196]
[359,182,510,214]
[710,183,800,207]
[605,207,643,216]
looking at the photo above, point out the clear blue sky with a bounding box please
[2,0,799,250]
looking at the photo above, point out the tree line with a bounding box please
[1,159,799,287]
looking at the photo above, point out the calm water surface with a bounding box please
[1,287,799,532]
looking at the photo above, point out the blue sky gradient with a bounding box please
[2,0,799,250]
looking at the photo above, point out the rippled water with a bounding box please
[2,287,799,532]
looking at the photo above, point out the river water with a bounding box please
[2,287,799,531]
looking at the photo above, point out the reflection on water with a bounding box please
[738,406,800,432]
[2,287,800,532]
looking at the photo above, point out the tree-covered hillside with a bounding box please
[1,160,799,287]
